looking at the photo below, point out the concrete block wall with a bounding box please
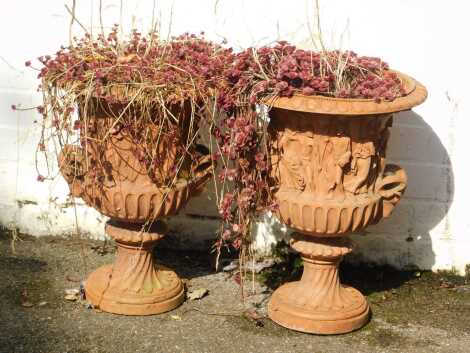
[1,0,469,274]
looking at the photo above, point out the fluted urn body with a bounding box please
[59,98,212,315]
[266,72,427,334]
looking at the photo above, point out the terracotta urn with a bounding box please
[266,72,427,334]
[59,98,212,315]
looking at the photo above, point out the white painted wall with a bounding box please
[1,0,469,274]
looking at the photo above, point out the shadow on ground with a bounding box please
[1,230,469,353]
[258,241,419,300]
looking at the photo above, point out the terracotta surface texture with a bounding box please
[85,220,185,315]
[265,71,427,116]
[59,99,212,315]
[269,112,406,235]
[58,102,212,223]
[267,72,427,334]
[268,234,369,334]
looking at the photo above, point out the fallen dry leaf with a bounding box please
[233,272,241,285]
[170,315,182,321]
[65,288,79,296]
[64,294,78,301]
[187,288,209,301]
[20,289,33,307]
[64,288,80,301]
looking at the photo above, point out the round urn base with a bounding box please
[85,263,184,316]
[267,234,370,334]
[268,282,369,335]
[84,220,184,315]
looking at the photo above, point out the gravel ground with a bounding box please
[1,230,469,353]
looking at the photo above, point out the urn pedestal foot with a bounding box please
[268,234,370,334]
[85,221,184,315]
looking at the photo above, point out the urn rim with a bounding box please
[263,71,427,116]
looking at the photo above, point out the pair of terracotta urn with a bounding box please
[59,72,426,334]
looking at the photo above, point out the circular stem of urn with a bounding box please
[268,234,370,334]
[85,221,184,315]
